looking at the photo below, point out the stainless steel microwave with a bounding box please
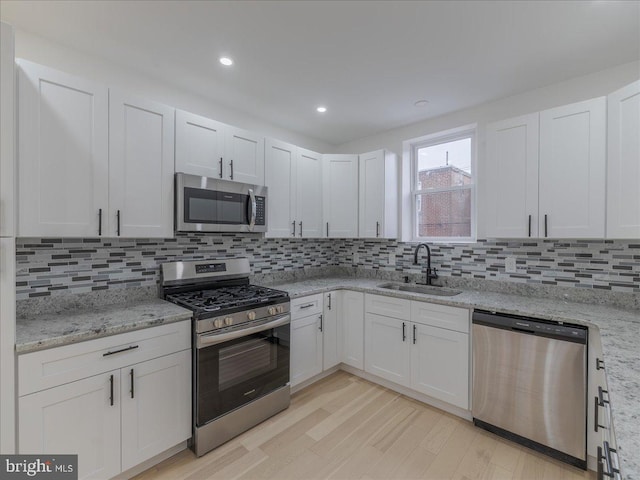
[175,173,268,233]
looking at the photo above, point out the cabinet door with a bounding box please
[120,350,191,471]
[109,90,175,238]
[225,126,265,185]
[607,80,640,239]
[539,98,606,238]
[290,314,323,386]
[485,114,539,238]
[323,292,340,370]
[17,60,109,237]
[322,154,359,238]
[341,291,364,370]
[296,147,324,237]
[0,23,14,237]
[265,138,296,238]
[364,313,410,386]
[175,110,226,179]
[359,150,385,238]
[19,371,121,480]
[410,324,469,409]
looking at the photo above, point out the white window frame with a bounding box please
[409,125,477,243]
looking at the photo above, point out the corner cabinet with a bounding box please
[322,154,359,238]
[175,109,264,185]
[18,322,191,480]
[607,80,640,239]
[358,150,398,239]
[17,60,109,237]
[264,139,323,238]
[17,60,175,238]
[109,91,174,238]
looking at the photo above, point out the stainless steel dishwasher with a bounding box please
[472,310,588,469]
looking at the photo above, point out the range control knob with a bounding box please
[247,311,256,321]
[213,319,224,328]
[277,305,284,314]
[224,317,233,326]
[268,306,277,315]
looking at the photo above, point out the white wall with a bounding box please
[335,61,640,239]
[12,28,334,154]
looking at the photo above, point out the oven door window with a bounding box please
[184,187,249,225]
[196,323,290,426]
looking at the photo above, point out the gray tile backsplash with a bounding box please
[15,234,640,301]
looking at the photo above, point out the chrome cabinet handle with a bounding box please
[326,222,329,237]
[528,215,531,237]
[116,210,121,237]
[402,322,406,342]
[413,324,417,344]
[319,314,323,332]
[292,221,296,237]
[98,208,103,236]
[230,159,234,180]
[130,368,134,399]
[248,188,256,230]
[219,157,223,178]
[327,293,331,310]
[544,214,548,237]
[299,221,302,237]
[376,221,380,237]
[596,358,605,370]
[299,303,314,309]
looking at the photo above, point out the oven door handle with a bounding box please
[197,314,290,348]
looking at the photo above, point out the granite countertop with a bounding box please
[260,276,640,480]
[15,298,192,354]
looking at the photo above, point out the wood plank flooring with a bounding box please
[134,371,595,480]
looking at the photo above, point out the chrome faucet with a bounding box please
[413,243,438,286]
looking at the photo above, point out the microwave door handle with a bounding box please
[248,188,257,230]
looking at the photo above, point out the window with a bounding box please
[411,127,476,242]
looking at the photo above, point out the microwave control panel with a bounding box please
[255,197,266,225]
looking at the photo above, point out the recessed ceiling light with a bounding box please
[316,106,327,113]
[219,57,234,67]
[414,100,429,107]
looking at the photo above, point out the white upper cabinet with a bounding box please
[323,154,359,238]
[225,126,265,185]
[607,80,640,239]
[109,91,175,238]
[265,140,323,238]
[295,147,323,237]
[358,150,398,239]
[539,97,606,238]
[175,110,226,179]
[265,138,296,237]
[17,60,109,237]
[1,22,15,237]
[485,114,539,238]
[175,111,264,185]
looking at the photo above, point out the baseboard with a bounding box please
[114,441,188,479]
[291,365,341,394]
[339,364,472,421]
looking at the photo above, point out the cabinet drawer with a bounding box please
[19,321,191,396]
[291,294,323,319]
[410,301,469,334]
[365,294,410,320]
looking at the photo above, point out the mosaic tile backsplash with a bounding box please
[15,234,640,300]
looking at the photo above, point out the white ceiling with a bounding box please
[1,0,639,146]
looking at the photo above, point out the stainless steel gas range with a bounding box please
[161,258,291,457]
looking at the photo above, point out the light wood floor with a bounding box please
[134,371,595,480]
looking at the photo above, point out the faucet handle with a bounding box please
[431,267,438,279]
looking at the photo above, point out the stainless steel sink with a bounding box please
[377,282,462,297]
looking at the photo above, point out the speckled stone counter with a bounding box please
[260,276,640,480]
[16,299,192,354]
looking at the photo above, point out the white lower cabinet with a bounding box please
[364,294,470,410]
[19,371,121,480]
[120,350,191,471]
[290,311,323,386]
[341,291,365,370]
[18,322,191,480]
[323,292,340,370]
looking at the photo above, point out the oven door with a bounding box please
[176,173,267,233]
[195,315,290,427]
